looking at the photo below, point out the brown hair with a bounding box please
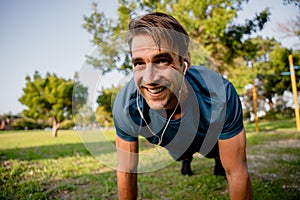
[127,12,190,61]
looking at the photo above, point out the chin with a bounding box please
[148,104,165,111]
[146,100,166,111]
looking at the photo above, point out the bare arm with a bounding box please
[116,135,139,200]
[218,128,253,200]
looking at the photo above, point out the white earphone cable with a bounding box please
[136,62,187,146]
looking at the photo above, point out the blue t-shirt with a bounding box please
[112,66,244,160]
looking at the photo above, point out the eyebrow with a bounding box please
[132,52,174,63]
[132,57,144,64]
[153,53,174,62]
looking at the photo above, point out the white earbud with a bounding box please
[136,61,188,146]
[183,61,188,75]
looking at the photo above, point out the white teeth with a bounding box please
[148,87,164,94]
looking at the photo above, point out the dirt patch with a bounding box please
[247,139,300,164]
[247,138,300,194]
[264,139,300,148]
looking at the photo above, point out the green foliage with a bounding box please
[72,72,89,117]
[238,37,300,110]
[95,86,122,126]
[243,36,278,65]
[11,118,50,130]
[82,0,274,112]
[82,3,131,75]
[95,106,113,126]
[59,119,75,130]
[19,71,72,122]
[226,65,253,95]
[73,104,96,127]
[19,71,88,135]
[225,37,278,95]
[12,118,74,131]
[262,45,300,97]
[83,0,271,74]
[96,86,122,113]
[260,108,294,121]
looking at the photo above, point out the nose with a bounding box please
[143,63,157,84]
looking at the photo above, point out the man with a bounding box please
[112,12,253,199]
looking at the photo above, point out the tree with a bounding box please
[83,0,270,74]
[276,16,300,42]
[95,86,122,125]
[224,36,275,94]
[277,0,300,48]
[73,104,96,128]
[248,42,300,114]
[19,71,88,137]
[95,106,112,127]
[72,72,90,127]
[83,2,131,75]
[263,46,300,95]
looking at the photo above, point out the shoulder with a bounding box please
[112,79,137,130]
[112,79,144,140]
[186,66,234,101]
[187,66,231,85]
[187,66,243,139]
[113,78,136,113]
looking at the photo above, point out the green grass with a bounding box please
[1,119,300,199]
[244,118,297,133]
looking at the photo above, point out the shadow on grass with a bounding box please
[0,141,116,161]
[0,167,118,200]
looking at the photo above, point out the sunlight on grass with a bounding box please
[244,118,297,133]
[1,118,300,199]
[0,130,81,149]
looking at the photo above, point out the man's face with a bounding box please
[131,35,186,111]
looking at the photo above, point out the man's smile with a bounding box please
[144,86,166,94]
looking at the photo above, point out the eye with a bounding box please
[154,58,171,67]
[159,59,170,65]
[133,61,145,68]
[153,53,173,66]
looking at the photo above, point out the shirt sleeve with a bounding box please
[115,122,138,142]
[219,82,244,140]
[112,79,139,142]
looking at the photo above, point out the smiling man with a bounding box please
[132,34,188,116]
[112,12,253,200]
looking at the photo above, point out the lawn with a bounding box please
[0,119,299,199]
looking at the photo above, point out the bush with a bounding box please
[263,108,295,120]
[263,110,277,120]
[12,118,75,130]
[59,119,75,130]
[12,118,39,130]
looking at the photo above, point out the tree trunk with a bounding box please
[268,97,274,111]
[52,116,60,137]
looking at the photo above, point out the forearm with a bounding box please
[115,136,139,199]
[117,170,138,200]
[227,169,253,200]
[219,129,253,200]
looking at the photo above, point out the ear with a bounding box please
[183,61,188,75]
[184,52,191,70]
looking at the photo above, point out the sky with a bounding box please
[0,0,299,115]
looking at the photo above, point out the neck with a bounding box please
[167,105,182,120]
[163,85,189,120]
[156,106,181,120]
[156,96,187,120]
